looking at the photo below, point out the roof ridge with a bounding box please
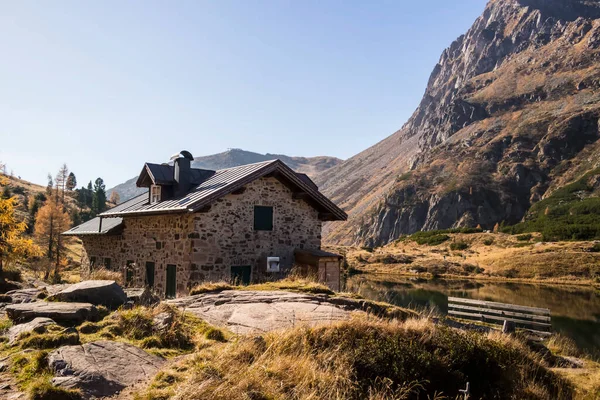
[214,159,280,172]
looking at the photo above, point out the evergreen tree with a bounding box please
[92,178,107,216]
[86,181,93,208]
[66,172,77,191]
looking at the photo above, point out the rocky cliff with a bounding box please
[317,0,600,246]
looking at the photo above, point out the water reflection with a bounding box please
[345,274,600,357]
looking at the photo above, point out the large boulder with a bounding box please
[6,317,55,344]
[4,288,45,304]
[5,302,99,324]
[48,341,165,398]
[167,290,353,334]
[48,280,127,309]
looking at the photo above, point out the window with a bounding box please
[254,206,273,231]
[89,256,96,269]
[103,258,112,269]
[150,185,161,203]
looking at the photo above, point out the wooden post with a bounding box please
[502,320,516,334]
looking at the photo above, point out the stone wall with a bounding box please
[80,177,322,297]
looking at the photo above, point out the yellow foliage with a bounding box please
[0,172,42,272]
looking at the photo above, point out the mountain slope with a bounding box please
[317,0,600,246]
[108,149,342,201]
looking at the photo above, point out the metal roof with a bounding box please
[62,217,123,236]
[99,159,347,220]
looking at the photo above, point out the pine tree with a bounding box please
[66,172,77,191]
[34,197,71,280]
[0,166,41,277]
[92,178,107,216]
[86,181,93,208]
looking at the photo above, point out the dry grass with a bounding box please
[190,277,335,296]
[137,316,573,400]
[344,233,600,286]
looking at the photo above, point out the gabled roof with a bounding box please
[136,163,217,187]
[100,160,347,221]
[62,216,123,236]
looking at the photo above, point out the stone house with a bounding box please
[63,151,347,298]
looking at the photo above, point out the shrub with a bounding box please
[410,232,451,246]
[483,238,494,246]
[502,169,600,241]
[516,233,533,241]
[205,328,227,342]
[590,243,600,253]
[450,241,469,251]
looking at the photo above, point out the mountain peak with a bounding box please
[319,0,600,246]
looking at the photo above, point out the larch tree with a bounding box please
[0,164,41,277]
[66,172,77,191]
[34,197,71,280]
[55,163,69,203]
[109,191,120,205]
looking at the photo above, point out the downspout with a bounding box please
[98,216,103,233]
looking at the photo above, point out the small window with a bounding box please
[254,206,273,231]
[150,185,161,203]
[103,258,112,269]
[89,256,96,269]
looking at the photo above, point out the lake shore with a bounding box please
[328,232,600,288]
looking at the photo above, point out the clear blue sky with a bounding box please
[1,0,486,188]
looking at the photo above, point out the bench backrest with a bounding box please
[447,297,551,334]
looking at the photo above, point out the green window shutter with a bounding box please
[254,206,273,231]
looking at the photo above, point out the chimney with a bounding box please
[171,150,194,196]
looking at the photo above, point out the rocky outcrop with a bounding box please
[167,290,355,334]
[317,0,600,246]
[5,302,99,324]
[6,317,55,344]
[124,287,160,306]
[47,280,127,309]
[49,341,165,398]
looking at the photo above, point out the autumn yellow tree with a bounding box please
[35,197,71,280]
[0,165,41,278]
[109,191,120,205]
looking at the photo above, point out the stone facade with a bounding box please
[80,177,322,297]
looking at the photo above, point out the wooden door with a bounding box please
[231,265,251,285]
[166,264,177,298]
[145,262,155,288]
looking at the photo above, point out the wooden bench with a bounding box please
[447,297,551,335]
